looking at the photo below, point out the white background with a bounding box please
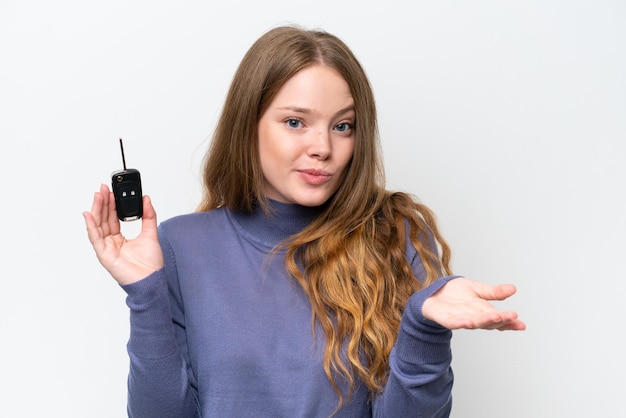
[1,1,624,417]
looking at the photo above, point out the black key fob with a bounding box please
[111,138,143,221]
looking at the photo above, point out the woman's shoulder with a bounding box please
[158,208,229,236]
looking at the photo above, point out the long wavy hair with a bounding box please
[197,25,452,407]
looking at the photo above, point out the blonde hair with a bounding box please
[198,25,452,407]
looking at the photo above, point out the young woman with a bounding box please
[84,25,525,417]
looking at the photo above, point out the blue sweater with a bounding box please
[122,200,455,417]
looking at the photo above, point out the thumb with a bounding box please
[476,282,517,301]
[139,195,159,236]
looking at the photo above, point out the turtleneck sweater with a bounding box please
[122,201,456,417]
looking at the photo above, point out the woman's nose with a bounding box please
[308,129,331,160]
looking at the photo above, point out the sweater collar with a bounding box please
[228,199,325,248]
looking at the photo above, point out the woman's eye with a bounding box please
[286,118,302,128]
[335,122,353,132]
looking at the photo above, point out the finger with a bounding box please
[100,184,121,237]
[139,195,158,238]
[97,184,111,236]
[493,321,526,331]
[99,184,120,237]
[85,189,106,244]
[83,210,107,257]
[474,311,524,331]
[89,188,105,228]
[106,189,121,236]
[498,319,526,331]
[142,195,156,220]
[491,284,517,301]
[486,316,527,331]
[471,281,517,302]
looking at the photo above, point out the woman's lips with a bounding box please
[297,169,332,185]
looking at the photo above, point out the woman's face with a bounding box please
[258,65,355,207]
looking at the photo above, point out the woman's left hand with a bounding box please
[422,277,526,331]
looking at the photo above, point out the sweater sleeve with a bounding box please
[372,220,459,417]
[121,228,200,417]
[373,276,456,418]
[373,276,457,417]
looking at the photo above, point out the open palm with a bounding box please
[83,184,163,285]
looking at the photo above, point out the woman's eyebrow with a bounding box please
[275,104,355,117]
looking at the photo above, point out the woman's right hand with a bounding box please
[83,184,164,285]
